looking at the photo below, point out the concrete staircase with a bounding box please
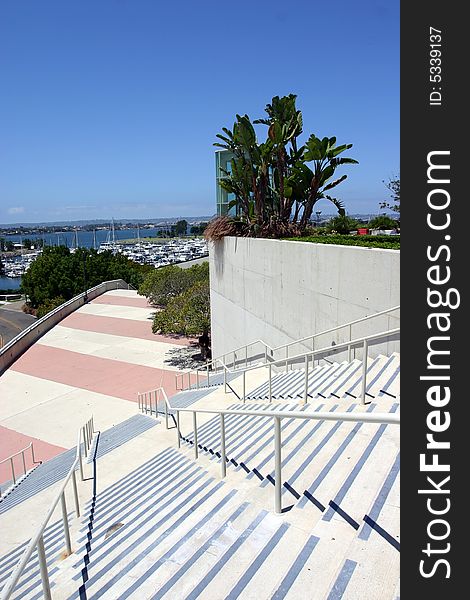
[0,415,158,515]
[244,353,400,401]
[0,356,400,599]
[1,437,399,599]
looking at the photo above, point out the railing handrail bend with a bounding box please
[175,305,400,385]
[0,417,94,600]
[138,386,400,514]
[0,442,35,466]
[214,327,400,375]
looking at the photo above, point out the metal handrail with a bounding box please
[0,443,41,497]
[175,305,400,390]
[0,416,95,600]
[138,387,171,430]
[178,327,399,405]
[140,387,399,514]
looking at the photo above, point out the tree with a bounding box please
[380,176,400,214]
[212,94,358,237]
[21,246,152,310]
[174,220,188,236]
[190,223,208,235]
[152,279,211,338]
[138,263,209,307]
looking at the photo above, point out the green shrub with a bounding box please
[284,234,400,250]
[326,215,359,234]
[36,296,66,318]
[367,215,398,230]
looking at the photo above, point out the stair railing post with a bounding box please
[31,443,36,465]
[10,458,16,484]
[245,346,248,367]
[164,393,169,429]
[22,450,27,475]
[176,411,181,448]
[303,355,309,404]
[274,416,282,514]
[220,414,226,478]
[269,363,272,402]
[224,367,227,393]
[207,363,210,386]
[193,412,198,459]
[188,372,191,390]
[361,339,369,405]
[196,370,200,389]
[79,443,84,481]
[242,371,246,403]
[233,351,236,369]
[61,492,72,555]
[37,535,52,600]
[285,346,289,373]
[83,427,88,458]
[72,470,80,517]
[264,346,268,363]
[348,343,352,362]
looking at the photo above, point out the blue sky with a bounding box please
[0,0,399,224]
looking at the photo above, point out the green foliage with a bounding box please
[152,279,211,337]
[21,246,152,308]
[326,215,360,234]
[284,235,400,250]
[138,262,209,307]
[190,222,208,235]
[36,296,66,318]
[213,94,358,238]
[367,215,398,230]
[380,176,400,214]
[144,264,211,338]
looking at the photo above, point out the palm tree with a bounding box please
[214,95,358,234]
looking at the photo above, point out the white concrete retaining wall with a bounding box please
[209,237,400,361]
[0,280,133,375]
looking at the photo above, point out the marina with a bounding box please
[0,237,208,282]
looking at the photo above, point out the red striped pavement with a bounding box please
[60,312,191,345]
[10,345,180,402]
[0,426,66,484]
[91,294,152,309]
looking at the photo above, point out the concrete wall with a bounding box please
[209,237,399,362]
[0,280,132,375]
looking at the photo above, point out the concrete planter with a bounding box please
[209,237,399,359]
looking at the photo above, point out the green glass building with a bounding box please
[215,149,237,216]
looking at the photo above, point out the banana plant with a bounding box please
[298,135,358,228]
[214,95,358,234]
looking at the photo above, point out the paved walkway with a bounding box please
[0,304,36,347]
[0,290,191,484]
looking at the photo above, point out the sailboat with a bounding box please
[98,219,119,254]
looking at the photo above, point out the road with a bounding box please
[0,301,37,347]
